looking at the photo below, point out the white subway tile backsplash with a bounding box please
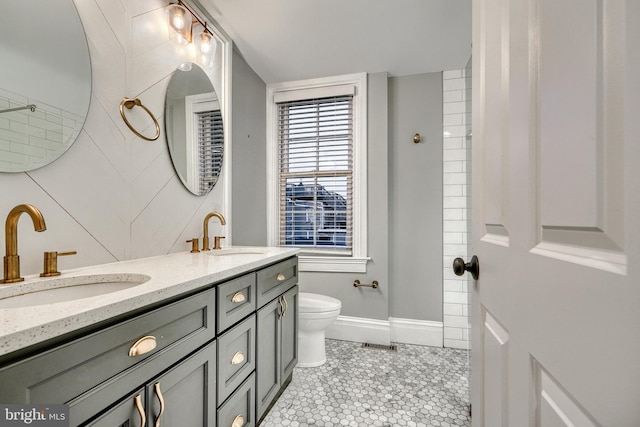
[443,90,463,103]
[443,231,464,243]
[444,327,463,340]
[443,173,467,185]
[444,315,470,328]
[443,68,471,349]
[443,102,466,115]
[443,114,463,126]
[443,196,467,209]
[443,69,463,79]
[443,78,466,91]
[443,161,463,173]
[444,291,469,304]
[443,149,467,162]
[444,303,464,316]
[443,209,463,221]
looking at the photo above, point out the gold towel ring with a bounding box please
[119,97,160,141]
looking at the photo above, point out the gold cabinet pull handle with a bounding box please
[129,336,157,357]
[277,296,284,320]
[231,351,245,365]
[154,382,165,427]
[276,273,286,281]
[134,394,146,427]
[231,291,246,303]
[282,295,288,318]
[231,414,245,427]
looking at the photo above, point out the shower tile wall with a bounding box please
[442,68,471,350]
[0,89,83,172]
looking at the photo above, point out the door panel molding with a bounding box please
[533,360,600,427]
[531,0,626,273]
[482,309,509,427]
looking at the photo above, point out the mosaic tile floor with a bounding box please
[261,339,471,427]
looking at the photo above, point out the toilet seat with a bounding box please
[299,292,341,313]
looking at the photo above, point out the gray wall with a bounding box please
[231,50,268,246]
[231,66,443,323]
[297,72,390,321]
[389,74,443,321]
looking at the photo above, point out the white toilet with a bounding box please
[298,292,342,367]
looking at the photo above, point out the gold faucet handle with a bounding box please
[40,251,77,277]
[186,238,200,253]
[213,236,225,250]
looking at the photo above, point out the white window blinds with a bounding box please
[197,109,223,194]
[277,95,354,253]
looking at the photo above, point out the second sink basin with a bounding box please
[208,247,268,256]
[0,273,151,309]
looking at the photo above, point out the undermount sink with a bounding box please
[208,247,268,256]
[0,273,151,309]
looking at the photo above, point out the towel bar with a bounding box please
[353,280,378,289]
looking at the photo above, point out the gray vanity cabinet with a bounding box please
[81,388,145,427]
[0,287,216,426]
[0,255,299,427]
[84,340,217,426]
[256,284,298,421]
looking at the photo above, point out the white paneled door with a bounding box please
[469,0,639,425]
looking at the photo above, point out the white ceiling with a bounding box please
[195,0,472,84]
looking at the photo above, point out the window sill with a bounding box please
[298,256,370,273]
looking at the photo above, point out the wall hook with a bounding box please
[413,133,421,143]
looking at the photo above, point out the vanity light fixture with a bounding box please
[166,1,217,67]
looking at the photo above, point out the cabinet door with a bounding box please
[256,297,280,420]
[148,340,217,427]
[83,389,146,427]
[280,285,298,381]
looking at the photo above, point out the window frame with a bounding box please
[267,73,369,272]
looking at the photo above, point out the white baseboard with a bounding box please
[325,315,444,347]
[389,317,443,347]
[326,315,391,345]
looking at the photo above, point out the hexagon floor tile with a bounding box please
[261,339,471,427]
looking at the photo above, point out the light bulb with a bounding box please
[172,12,185,30]
[200,33,211,53]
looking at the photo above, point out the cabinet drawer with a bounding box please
[217,273,256,333]
[256,257,298,308]
[218,315,256,404]
[218,373,255,427]
[0,288,216,407]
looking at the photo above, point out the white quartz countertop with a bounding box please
[0,247,298,357]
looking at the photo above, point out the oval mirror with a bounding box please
[165,63,223,196]
[0,0,91,172]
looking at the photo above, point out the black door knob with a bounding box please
[453,255,480,280]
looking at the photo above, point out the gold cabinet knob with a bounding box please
[231,414,244,427]
[231,291,246,303]
[231,351,245,365]
[276,273,286,281]
[128,335,157,357]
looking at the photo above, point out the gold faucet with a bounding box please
[3,204,47,284]
[202,212,225,251]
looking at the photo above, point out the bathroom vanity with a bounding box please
[0,248,298,426]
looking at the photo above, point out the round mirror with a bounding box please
[165,62,224,196]
[0,0,91,172]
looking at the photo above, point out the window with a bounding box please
[195,109,223,193]
[267,73,368,272]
